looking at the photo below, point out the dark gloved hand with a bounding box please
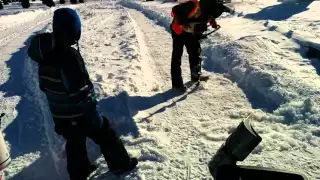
[209,19,220,29]
[224,5,236,15]
[194,23,207,32]
[229,8,236,15]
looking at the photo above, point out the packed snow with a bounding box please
[0,0,319,179]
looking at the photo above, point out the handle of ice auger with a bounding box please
[200,25,221,39]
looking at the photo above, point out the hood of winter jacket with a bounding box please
[28,33,53,63]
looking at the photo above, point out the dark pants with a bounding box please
[171,29,202,88]
[53,104,130,180]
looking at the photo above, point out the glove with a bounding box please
[224,5,236,15]
[181,23,194,33]
[209,19,219,29]
[181,24,191,30]
[229,8,236,15]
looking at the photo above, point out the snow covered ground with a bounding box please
[0,0,319,179]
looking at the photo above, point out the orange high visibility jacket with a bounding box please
[170,0,201,35]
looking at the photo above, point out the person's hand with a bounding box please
[181,24,194,33]
[181,24,191,30]
[229,8,236,15]
[224,5,236,15]
[209,19,220,29]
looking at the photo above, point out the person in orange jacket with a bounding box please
[170,0,235,93]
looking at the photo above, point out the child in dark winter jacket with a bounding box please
[28,8,137,180]
[170,0,234,93]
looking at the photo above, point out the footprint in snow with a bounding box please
[120,15,128,20]
[135,66,142,70]
[107,73,114,79]
[95,74,104,82]
[118,22,124,26]
[139,149,166,163]
[129,83,139,93]
[152,85,160,92]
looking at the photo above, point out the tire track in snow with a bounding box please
[76,4,163,179]
[127,9,194,179]
[127,9,197,179]
[0,14,51,49]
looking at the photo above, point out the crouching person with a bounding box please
[27,8,137,180]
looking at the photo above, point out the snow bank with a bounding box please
[0,2,90,32]
[0,2,50,16]
[0,8,51,31]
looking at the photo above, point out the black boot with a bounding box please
[191,75,210,83]
[110,157,138,175]
[172,84,187,94]
[85,164,97,178]
[69,164,97,180]
[21,0,30,8]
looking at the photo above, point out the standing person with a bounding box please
[0,113,11,180]
[28,8,138,180]
[170,0,235,93]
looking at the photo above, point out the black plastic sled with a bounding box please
[208,118,308,180]
[216,165,307,180]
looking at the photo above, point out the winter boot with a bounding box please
[85,164,97,178]
[42,0,55,7]
[191,72,210,82]
[21,0,30,8]
[70,0,77,4]
[110,158,138,175]
[172,85,187,94]
[70,164,97,180]
[192,75,210,83]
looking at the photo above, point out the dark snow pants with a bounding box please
[171,28,202,88]
[53,103,130,180]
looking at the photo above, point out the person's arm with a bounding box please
[208,18,219,29]
[172,1,195,25]
[28,33,53,63]
[205,3,235,19]
[60,48,90,93]
[222,4,235,14]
